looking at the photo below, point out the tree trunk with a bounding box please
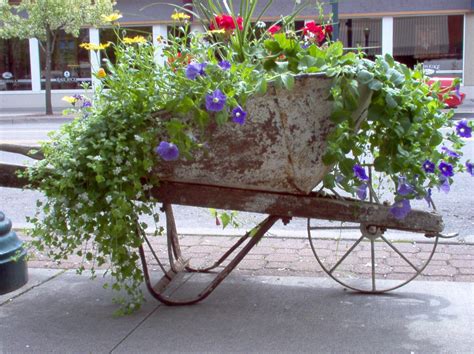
[44,29,53,115]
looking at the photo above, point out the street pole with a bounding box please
[0,211,28,295]
[331,0,339,40]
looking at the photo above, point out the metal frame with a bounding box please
[138,203,280,305]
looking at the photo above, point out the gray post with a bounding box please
[331,0,339,41]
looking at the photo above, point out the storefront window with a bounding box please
[394,15,463,78]
[340,18,382,59]
[0,38,31,91]
[100,27,153,64]
[40,29,91,89]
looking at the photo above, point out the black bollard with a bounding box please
[0,211,28,295]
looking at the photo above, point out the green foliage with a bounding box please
[0,0,114,40]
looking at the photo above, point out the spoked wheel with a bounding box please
[307,219,439,293]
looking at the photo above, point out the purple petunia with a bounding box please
[82,100,92,108]
[439,161,454,177]
[390,199,411,219]
[231,106,247,125]
[441,146,460,159]
[205,89,227,112]
[356,183,368,200]
[466,161,474,176]
[155,141,179,161]
[438,176,450,194]
[422,159,435,173]
[455,119,472,138]
[185,62,207,80]
[218,60,231,71]
[397,176,414,196]
[353,164,369,181]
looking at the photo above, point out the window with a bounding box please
[339,18,382,59]
[0,37,31,91]
[40,29,91,89]
[100,27,153,65]
[394,15,463,78]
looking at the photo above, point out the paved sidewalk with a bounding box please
[24,233,474,283]
[1,268,473,352]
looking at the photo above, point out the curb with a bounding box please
[0,115,74,124]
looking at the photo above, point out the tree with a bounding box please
[0,0,116,114]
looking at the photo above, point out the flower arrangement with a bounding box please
[24,0,472,313]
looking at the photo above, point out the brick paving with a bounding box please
[22,232,474,286]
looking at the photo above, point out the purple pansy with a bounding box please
[397,176,414,196]
[155,141,179,161]
[455,119,472,138]
[185,62,207,80]
[218,60,231,71]
[205,89,227,112]
[356,183,368,200]
[439,161,454,177]
[422,159,435,173]
[73,94,84,100]
[231,106,247,125]
[438,176,450,194]
[390,199,411,219]
[441,146,460,159]
[466,161,474,176]
[353,164,369,181]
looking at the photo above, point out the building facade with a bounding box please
[1,0,473,110]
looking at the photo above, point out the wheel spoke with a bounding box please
[370,239,376,291]
[380,235,420,272]
[328,235,364,275]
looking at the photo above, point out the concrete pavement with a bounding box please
[1,268,473,353]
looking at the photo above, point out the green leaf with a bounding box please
[330,109,350,124]
[323,173,336,189]
[356,70,374,84]
[297,55,317,71]
[429,131,443,147]
[281,73,295,90]
[327,41,343,58]
[385,94,398,109]
[322,152,338,165]
[368,79,382,91]
[256,78,268,95]
[264,40,281,53]
[215,110,228,125]
[374,156,388,171]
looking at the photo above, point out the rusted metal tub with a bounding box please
[156,74,372,194]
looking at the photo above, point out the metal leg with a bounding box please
[139,214,280,306]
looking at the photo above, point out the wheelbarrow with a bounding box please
[0,74,447,305]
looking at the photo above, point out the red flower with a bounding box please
[303,21,327,44]
[209,14,243,31]
[268,24,281,35]
[324,24,333,35]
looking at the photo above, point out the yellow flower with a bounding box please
[101,13,123,23]
[80,42,111,51]
[207,29,226,35]
[96,68,107,79]
[171,12,190,21]
[62,96,78,105]
[123,36,147,44]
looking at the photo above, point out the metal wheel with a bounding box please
[307,219,439,293]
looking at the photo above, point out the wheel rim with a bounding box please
[307,218,439,293]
